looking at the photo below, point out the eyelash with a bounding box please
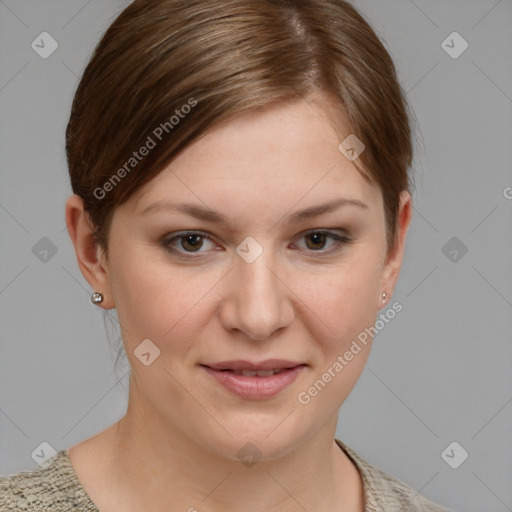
[162,230,352,258]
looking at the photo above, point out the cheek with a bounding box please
[297,254,382,341]
[110,249,218,354]
[295,261,380,411]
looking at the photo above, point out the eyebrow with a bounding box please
[139,197,369,224]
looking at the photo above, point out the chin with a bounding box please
[196,422,305,464]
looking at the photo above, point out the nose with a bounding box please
[219,245,294,341]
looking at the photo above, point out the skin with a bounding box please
[65,91,412,512]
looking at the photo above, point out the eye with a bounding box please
[162,229,352,258]
[293,230,352,255]
[163,231,216,255]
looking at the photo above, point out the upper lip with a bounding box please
[202,359,305,371]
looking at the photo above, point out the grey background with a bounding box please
[1,1,511,511]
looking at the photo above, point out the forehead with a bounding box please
[130,94,380,215]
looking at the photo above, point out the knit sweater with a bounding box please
[0,438,454,511]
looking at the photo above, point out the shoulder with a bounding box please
[0,450,98,511]
[335,439,455,512]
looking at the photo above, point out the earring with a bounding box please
[91,292,104,305]
[382,292,389,303]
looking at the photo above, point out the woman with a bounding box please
[0,0,454,510]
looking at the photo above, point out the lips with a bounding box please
[200,360,307,399]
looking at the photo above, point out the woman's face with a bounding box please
[93,93,411,461]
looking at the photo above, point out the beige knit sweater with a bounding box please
[0,438,454,511]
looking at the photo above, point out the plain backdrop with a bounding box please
[1,1,511,511]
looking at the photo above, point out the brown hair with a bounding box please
[66,0,416,258]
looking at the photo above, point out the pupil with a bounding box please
[308,233,325,250]
[184,234,202,251]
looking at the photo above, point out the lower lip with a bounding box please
[201,365,306,399]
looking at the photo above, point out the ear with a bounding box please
[378,190,413,309]
[65,194,115,309]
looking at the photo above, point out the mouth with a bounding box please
[215,368,290,377]
[201,359,305,372]
[199,360,307,399]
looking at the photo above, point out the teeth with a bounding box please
[232,369,284,377]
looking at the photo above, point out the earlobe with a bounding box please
[65,194,114,309]
[379,190,413,309]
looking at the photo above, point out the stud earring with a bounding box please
[382,292,389,303]
[91,292,104,305]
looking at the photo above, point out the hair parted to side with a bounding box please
[66,0,417,259]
